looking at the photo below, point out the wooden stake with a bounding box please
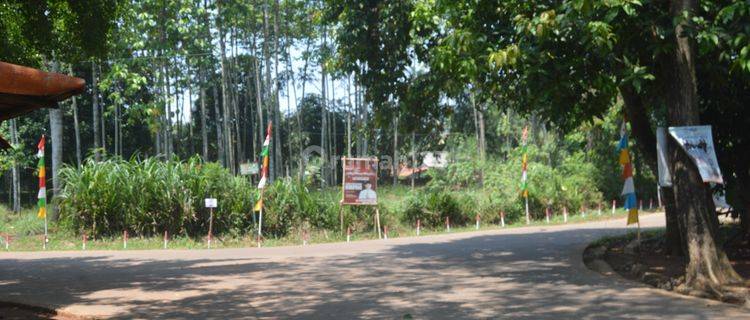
[123,230,128,249]
[383,226,388,240]
[545,207,550,224]
[475,214,480,230]
[563,207,568,223]
[208,207,214,249]
[500,211,505,227]
[339,205,344,232]
[82,234,87,250]
[346,226,351,242]
[416,219,421,236]
[611,200,616,215]
[163,230,168,249]
[258,206,264,247]
[525,196,530,225]
[375,208,382,239]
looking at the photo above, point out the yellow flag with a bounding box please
[619,149,630,165]
[253,199,263,212]
[626,209,639,225]
[37,207,46,219]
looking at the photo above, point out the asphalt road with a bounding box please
[0,213,746,319]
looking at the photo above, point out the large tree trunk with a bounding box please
[217,0,234,172]
[67,65,82,168]
[393,116,399,186]
[254,57,264,162]
[200,85,209,161]
[9,119,20,213]
[213,86,225,165]
[273,0,283,178]
[620,85,683,255]
[668,0,744,296]
[91,61,101,161]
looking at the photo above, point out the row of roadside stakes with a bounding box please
[2,198,658,251]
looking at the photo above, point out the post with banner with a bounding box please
[254,121,272,247]
[618,119,640,243]
[341,157,380,239]
[36,135,48,250]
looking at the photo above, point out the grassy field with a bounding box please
[0,201,656,252]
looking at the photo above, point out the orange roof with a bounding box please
[0,61,85,148]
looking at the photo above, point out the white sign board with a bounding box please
[668,125,724,184]
[240,163,259,175]
[204,198,218,208]
[656,127,672,187]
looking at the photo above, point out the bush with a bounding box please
[402,189,464,228]
[58,157,254,237]
[260,178,339,237]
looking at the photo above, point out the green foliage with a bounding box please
[57,157,254,237]
[260,178,339,237]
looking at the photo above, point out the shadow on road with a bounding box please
[0,226,734,319]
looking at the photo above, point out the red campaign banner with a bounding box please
[341,157,379,205]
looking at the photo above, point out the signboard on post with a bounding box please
[341,157,381,239]
[240,162,259,176]
[204,198,218,208]
[341,157,379,205]
[668,126,724,184]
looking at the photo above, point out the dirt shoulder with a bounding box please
[584,228,750,306]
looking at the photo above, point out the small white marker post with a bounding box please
[639,200,643,211]
[416,219,421,236]
[545,207,550,224]
[563,207,568,223]
[598,203,602,216]
[383,226,388,240]
[446,216,451,232]
[163,230,168,249]
[649,198,653,210]
[82,234,87,250]
[205,198,217,249]
[500,211,505,228]
[611,200,616,215]
[525,196,530,225]
[303,229,309,246]
[475,214,480,230]
[581,206,586,219]
[43,214,48,251]
[123,230,128,249]
[346,227,351,242]
[4,235,9,250]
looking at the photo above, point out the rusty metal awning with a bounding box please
[0,61,86,148]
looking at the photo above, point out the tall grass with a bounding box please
[57,157,254,237]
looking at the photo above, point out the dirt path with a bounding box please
[0,213,745,319]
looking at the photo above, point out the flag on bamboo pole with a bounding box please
[254,122,272,212]
[520,126,529,198]
[617,121,638,225]
[37,135,46,219]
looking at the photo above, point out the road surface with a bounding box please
[0,213,746,319]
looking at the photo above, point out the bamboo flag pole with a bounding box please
[37,135,48,250]
[254,121,272,248]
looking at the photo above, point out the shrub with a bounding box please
[57,157,254,237]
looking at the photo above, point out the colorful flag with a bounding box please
[617,121,638,225]
[254,122,272,212]
[37,135,46,219]
[520,126,529,198]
